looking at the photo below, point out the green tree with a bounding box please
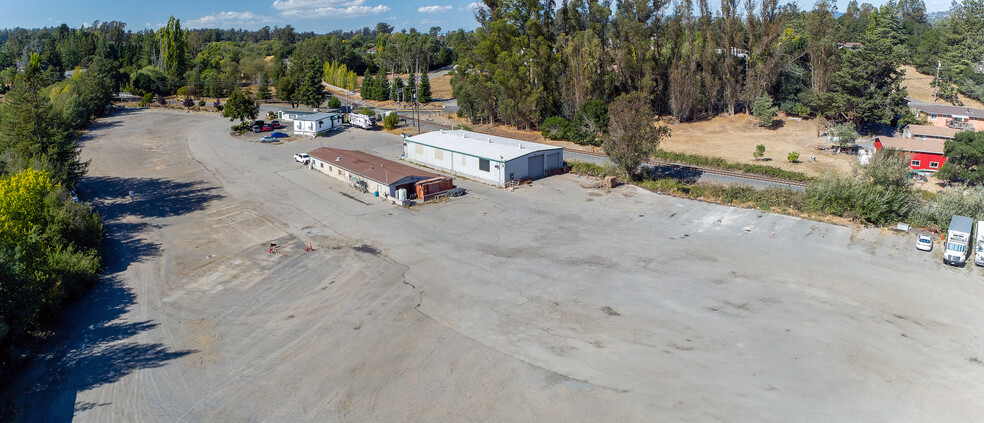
[603,92,671,178]
[754,144,766,160]
[0,54,84,185]
[222,89,259,128]
[326,96,341,108]
[158,16,189,87]
[277,68,300,108]
[753,96,779,127]
[833,124,859,149]
[298,57,325,108]
[940,130,984,184]
[418,72,432,103]
[257,76,271,100]
[823,6,908,126]
[788,151,800,163]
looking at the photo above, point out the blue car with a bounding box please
[270,131,288,138]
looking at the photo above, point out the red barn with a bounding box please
[873,136,946,172]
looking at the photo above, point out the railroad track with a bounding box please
[563,148,811,188]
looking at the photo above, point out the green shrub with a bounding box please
[452,123,472,131]
[139,93,153,107]
[383,113,399,130]
[787,151,800,163]
[326,96,341,108]
[541,116,570,140]
[353,106,374,116]
[753,144,766,160]
[567,161,610,177]
[198,100,206,107]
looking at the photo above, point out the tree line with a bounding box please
[448,0,983,145]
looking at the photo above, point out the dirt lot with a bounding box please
[6,108,984,422]
[901,65,984,109]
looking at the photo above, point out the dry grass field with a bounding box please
[901,65,984,109]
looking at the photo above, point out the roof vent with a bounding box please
[336,157,341,161]
[463,133,467,138]
[487,139,492,143]
[519,144,525,149]
[370,166,374,170]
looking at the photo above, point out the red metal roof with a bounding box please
[308,147,441,185]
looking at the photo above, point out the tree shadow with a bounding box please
[642,163,704,184]
[83,176,223,221]
[0,273,195,422]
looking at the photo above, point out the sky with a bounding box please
[0,0,953,35]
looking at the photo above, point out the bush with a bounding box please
[753,96,778,127]
[183,97,194,108]
[567,161,611,177]
[753,144,766,160]
[198,100,206,107]
[353,106,374,116]
[156,95,166,106]
[792,103,811,117]
[139,93,153,107]
[541,116,570,140]
[326,96,341,108]
[787,151,800,163]
[383,113,399,130]
[805,170,917,226]
[910,186,984,230]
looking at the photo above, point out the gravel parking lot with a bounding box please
[5,108,984,422]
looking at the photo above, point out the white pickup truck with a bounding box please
[294,153,310,164]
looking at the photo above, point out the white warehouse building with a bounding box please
[403,130,564,187]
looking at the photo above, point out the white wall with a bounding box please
[310,157,399,197]
[405,141,503,186]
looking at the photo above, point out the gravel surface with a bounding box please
[4,108,984,422]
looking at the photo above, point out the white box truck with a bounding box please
[975,221,984,267]
[944,215,973,266]
[349,113,376,129]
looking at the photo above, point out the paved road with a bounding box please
[6,109,984,422]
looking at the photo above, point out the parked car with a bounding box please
[271,120,282,129]
[261,135,278,143]
[262,125,272,131]
[294,153,311,163]
[252,125,263,133]
[916,235,933,252]
[270,131,288,138]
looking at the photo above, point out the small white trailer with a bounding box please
[975,221,984,267]
[349,113,376,129]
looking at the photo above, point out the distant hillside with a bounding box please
[927,10,950,24]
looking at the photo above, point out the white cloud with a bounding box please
[272,0,390,18]
[187,11,274,29]
[418,5,453,13]
[460,2,483,11]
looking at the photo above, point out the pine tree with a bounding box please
[257,76,271,100]
[418,72,432,103]
[0,53,84,185]
[361,70,375,100]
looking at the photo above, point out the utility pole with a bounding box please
[933,60,941,103]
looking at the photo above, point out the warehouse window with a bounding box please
[929,161,939,168]
[434,149,444,160]
[911,160,920,167]
[320,163,323,168]
[415,144,423,156]
[479,158,490,172]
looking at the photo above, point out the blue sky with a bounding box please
[0,0,952,34]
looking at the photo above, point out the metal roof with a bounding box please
[908,101,984,119]
[874,136,945,155]
[405,130,563,162]
[293,112,342,121]
[904,124,962,139]
[308,147,440,186]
